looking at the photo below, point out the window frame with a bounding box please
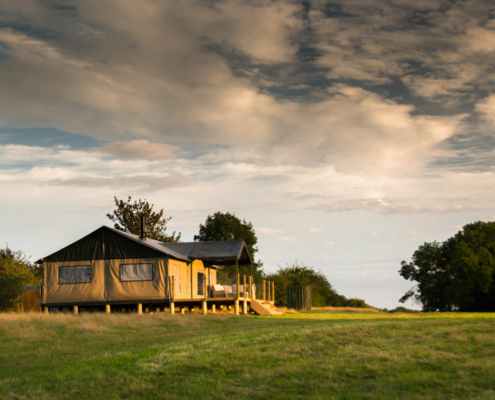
[58,265,92,285]
[119,263,154,283]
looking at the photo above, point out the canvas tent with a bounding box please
[36,225,252,307]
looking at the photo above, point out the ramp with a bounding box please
[250,299,283,316]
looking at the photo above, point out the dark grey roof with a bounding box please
[37,225,253,265]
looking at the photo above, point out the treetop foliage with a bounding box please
[194,211,258,258]
[107,196,181,243]
[399,221,495,312]
[194,211,263,278]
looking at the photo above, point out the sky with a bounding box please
[1,0,495,309]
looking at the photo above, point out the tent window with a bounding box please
[197,272,204,296]
[120,263,153,282]
[59,266,91,284]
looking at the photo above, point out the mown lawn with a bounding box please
[0,311,494,399]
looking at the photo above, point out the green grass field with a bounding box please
[1,310,494,399]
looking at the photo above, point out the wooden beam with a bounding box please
[137,303,142,315]
[272,281,275,303]
[263,280,266,301]
[73,305,78,315]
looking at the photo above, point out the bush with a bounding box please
[266,260,356,308]
[345,298,368,308]
[0,246,41,312]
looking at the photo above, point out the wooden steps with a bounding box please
[250,299,283,316]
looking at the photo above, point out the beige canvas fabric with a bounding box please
[43,260,105,304]
[44,256,219,305]
[44,258,167,304]
[103,258,166,301]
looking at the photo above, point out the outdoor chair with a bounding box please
[211,284,228,298]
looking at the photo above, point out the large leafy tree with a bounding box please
[0,246,41,312]
[399,221,495,311]
[266,260,367,308]
[107,196,181,243]
[194,212,262,278]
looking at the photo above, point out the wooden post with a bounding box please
[234,300,239,316]
[272,281,275,303]
[137,303,142,315]
[243,274,247,314]
[249,275,252,299]
[263,280,266,301]
[73,305,78,315]
[202,301,207,315]
[44,306,49,315]
[170,303,175,314]
[236,273,240,300]
[180,307,185,314]
[267,281,271,304]
[212,304,216,314]
[105,304,111,314]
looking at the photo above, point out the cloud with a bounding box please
[310,197,495,215]
[257,227,285,235]
[325,241,336,247]
[0,1,470,175]
[47,174,193,191]
[280,237,296,243]
[94,140,181,160]
[307,228,324,234]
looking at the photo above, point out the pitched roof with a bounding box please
[36,225,253,265]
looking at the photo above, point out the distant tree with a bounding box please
[194,212,263,278]
[266,260,355,308]
[0,246,40,312]
[107,196,181,243]
[399,221,495,312]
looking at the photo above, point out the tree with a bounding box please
[0,246,41,312]
[107,196,181,243]
[194,212,262,278]
[399,221,495,312]
[265,260,361,308]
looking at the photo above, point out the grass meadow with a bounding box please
[0,310,494,399]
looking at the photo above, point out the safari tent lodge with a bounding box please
[35,225,279,315]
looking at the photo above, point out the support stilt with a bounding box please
[202,301,207,315]
[212,304,216,314]
[234,300,239,316]
[105,304,111,314]
[137,303,142,315]
[73,305,78,315]
[170,303,175,314]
